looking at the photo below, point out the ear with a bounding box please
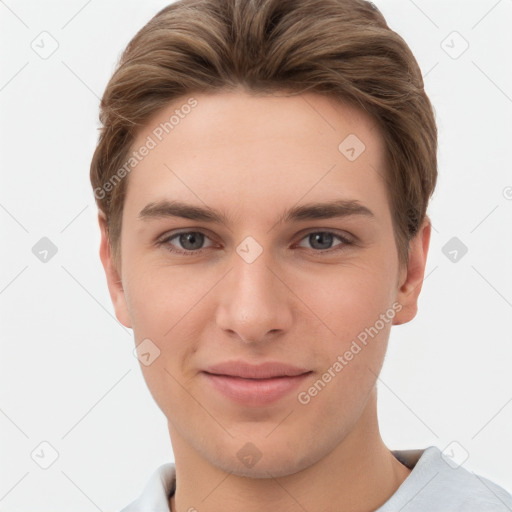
[393,217,431,325]
[98,212,132,328]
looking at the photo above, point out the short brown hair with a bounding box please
[90,0,437,269]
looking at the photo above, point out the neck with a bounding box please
[169,389,411,512]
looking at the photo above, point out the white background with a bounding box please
[1,0,511,510]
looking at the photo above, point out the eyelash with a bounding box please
[156,229,355,256]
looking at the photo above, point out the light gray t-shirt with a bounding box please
[120,445,512,511]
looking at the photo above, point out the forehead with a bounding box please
[124,90,389,222]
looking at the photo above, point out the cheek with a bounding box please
[299,259,398,341]
[122,261,206,336]
[296,259,396,394]
[122,267,204,414]
[122,265,209,385]
[296,279,393,423]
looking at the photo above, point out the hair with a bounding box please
[90,0,437,269]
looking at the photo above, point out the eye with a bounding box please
[296,231,354,253]
[158,231,215,255]
[157,229,354,256]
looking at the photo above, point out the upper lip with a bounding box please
[203,361,311,379]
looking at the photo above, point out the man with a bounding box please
[90,0,512,510]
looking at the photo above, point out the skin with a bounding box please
[99,88,431,512]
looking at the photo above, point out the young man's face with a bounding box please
[100,89,429,477]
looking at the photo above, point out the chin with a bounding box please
[206,440,325,479]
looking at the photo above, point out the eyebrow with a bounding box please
[138,199,375,225]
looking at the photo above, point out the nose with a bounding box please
[215,247,293,345]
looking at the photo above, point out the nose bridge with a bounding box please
[215,237,292,342]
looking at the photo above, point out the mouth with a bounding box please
[202,361,312,406]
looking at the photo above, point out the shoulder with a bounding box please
[377,446,512,511]
[119,463,176,512]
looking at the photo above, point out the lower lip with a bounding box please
[203,372,311,406]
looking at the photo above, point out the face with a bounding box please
[100,89,429,478]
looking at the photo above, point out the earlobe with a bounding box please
[98,212,132,329]
[392,218,431,326]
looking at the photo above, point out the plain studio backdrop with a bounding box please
[1,0,511,510]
